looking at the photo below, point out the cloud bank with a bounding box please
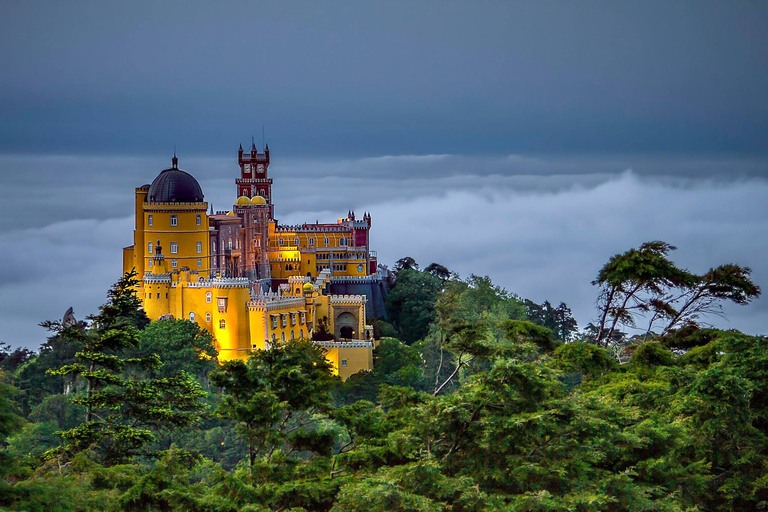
[1,154,766,349]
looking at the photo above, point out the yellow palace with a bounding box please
[122,145,384,379]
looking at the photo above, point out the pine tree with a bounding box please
[45,271,207,464]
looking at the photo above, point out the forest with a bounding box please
[1,241,766,511]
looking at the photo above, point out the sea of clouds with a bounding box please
[1,153,766,350]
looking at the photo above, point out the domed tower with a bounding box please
[123,154,210,288]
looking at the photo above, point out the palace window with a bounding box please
[291,330,295,340]
[147,215,153,226]
[341,359,348,367]
[170,215,177,226]
[206,291,212,303]
[170,242,178,254]
[196,214,201,226]
[148,241,153,254]
[340,237,348,246]
[300,329,304,338]
[309,237,314,246]
[294,237,300,246]
[157,293,160,299]
[272,316,278,329]
[205,312,211,322]
[189,312,195,322]
[212,241,216,253]
[171,259,177,268]
[218,298,227,312]
[228,237,232,248]
[219,319,226,329]
[358,264,364,273]
[281,332,285,342]
[196,241,202,253]
[281,315,287,328]
[279,238,284,246]
[272,333,276,341]
[148,259,152,267]
[324,237,329,246]
[197,258,202,267]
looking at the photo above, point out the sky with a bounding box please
[1,1,767,349]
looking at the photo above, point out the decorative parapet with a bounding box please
[330,275,383,284]
[186,277,250,289]
[143,202,208,211]
[247,296,307,311]
[143,273,172,283]
[330,294,368,305]
[275,224,351,233]
[313,340,373,348]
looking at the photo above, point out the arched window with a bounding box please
[148,259,153,267]
[279,238,284,246]
[281,332,285,342]
[272,333,276,341]
[189,312,195,322]
[196,241,202,253]
[219,319,226,329]
[228,237,232,248]
[324,237,329,246]
[205,312,211,322]
[206,292,212,303]
[212,241,216,253]
[148,241,153,254]
[196,214,201,226]
[340,237,348,246]
[308,237,314,246]
[294,237,300,246]
[171,259,177,268]
[147,214,153,226]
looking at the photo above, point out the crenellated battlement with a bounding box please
[330,294,367,305]
[186,277,250,289]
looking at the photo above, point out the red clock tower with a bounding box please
[237,141,274,218]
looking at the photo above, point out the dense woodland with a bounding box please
[1,241,766,511]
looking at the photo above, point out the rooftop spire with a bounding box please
[172,148,178,169]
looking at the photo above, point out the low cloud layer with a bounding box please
[1,154,766,349]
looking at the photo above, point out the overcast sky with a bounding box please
[1,1,767,349]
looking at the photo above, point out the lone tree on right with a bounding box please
[592,241,760,347]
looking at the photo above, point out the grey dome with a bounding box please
[147,157,204,203]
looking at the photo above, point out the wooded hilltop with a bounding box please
[1,241,766,511]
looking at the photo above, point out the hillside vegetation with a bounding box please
[1,242,765,511]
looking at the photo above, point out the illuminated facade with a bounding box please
[122,146,379,379]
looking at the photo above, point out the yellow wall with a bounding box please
[142,203,210,277]
[322,344,373,380]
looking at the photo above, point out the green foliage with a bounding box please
[3,251,767,510]
[210,339,336,469]
[551,341,618,379]
[43,271,208,465]
[593,241,760,347]
[385,268,442,343]
[138,319,218,379]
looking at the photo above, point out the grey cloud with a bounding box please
[2,155,767,350]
